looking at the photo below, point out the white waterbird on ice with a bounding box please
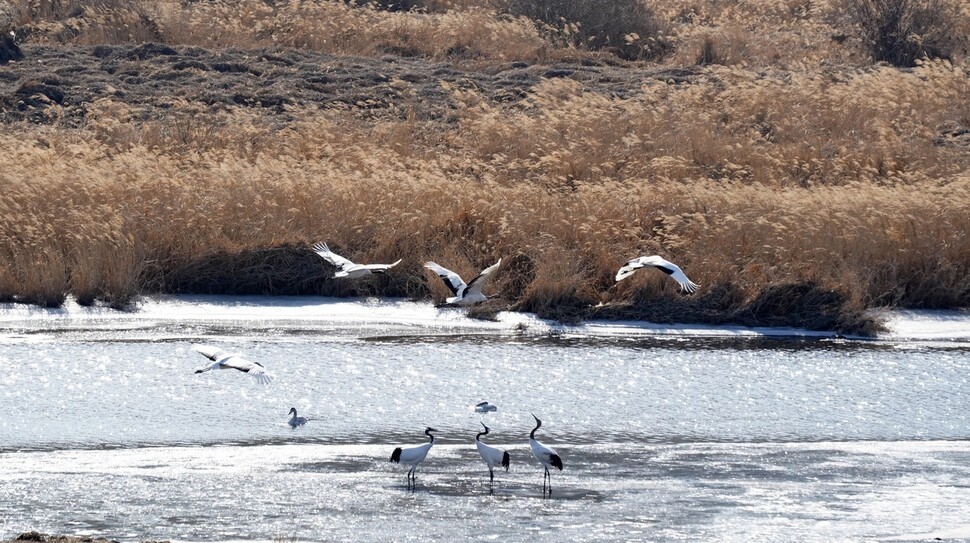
[529,414,563,496]
[288,407,307,428]
[191,344,275,384]
[312,242,402,279]
[475,423,510,485]
[424,259,502,305]
[615,255,699,293]
[474,401,498,414]
[390,427,437,489]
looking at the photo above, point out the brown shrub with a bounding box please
[692,28,749,66]
[841,0,966,66]
[9,0,555,61]
[503,0,672,60]
[11,0,161,44]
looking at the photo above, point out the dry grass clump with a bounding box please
[449,61,969,188]
[4,0,969,66]
[503,0,672,60]
[8,0,161,44]
[656,0,969,69]
[655,0,864,68]
[259,2,549,61]
[8,0,557,62]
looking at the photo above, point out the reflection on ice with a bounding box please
[2,441,970,542]
[1,331,969,451]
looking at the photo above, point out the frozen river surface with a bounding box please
[1,296,969,542]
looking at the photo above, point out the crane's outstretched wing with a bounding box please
[615,255,699,293]
[312,242,356,271]
[362,259,402,274]
[464,259,502,298]
[424,262,467,297]
[192,344,231,362]
[220,356,274,384]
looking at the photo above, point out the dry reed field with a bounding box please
[1,0,969,334]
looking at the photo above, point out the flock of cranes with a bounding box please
[387,415,563,494]
[189,242,697,494]
[313,242,700,304]
[191,344,563,494]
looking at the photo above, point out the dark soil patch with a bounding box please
[0,43,709,126]
[14,79,65,104]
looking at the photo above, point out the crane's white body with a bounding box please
[312,242,401,279]
[288,407,307,428]
[192,344,274,384]
[529,415,563,495]
[529,438,562,475]
[394,441,434,467]
[390,427,437,488]
[475,424,510,485]
[424,259,501,305]
[615,255,699,293]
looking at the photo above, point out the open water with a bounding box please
[1,297,968,542]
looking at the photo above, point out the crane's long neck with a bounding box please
[476,424,489,442]
[425,429,435,443]
[530,418,541,439]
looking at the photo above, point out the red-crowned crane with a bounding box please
[615,255,699,293]
[475,423,510,487]
[312,242,401,279]
[424,259,502,305]
[390,427,437,489]
[192,344,274,384]
[529,414,563,496]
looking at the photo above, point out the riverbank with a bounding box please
[1,1,968,336]
[0,295,967,343]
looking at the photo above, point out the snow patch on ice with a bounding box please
[877,309,970,342]
[0,295,967,343]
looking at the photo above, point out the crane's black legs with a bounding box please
[406,467,416,490]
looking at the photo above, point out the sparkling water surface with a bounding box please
[1,299,969,542]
